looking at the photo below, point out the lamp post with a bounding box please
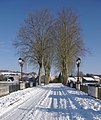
[76,57,81,83]
[18,58,24,82]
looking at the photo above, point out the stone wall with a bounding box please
[0,83,9,97]
[0,81,36,97]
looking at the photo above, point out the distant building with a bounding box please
[0,72,20,76]
[68,77,76,83]
[93,76,101,84]
[50,75,55,81]
[75,77,82,83]
[68,77,82,83]
[67,76,99,85]
[0,71,20,81]
[82,77,98,85]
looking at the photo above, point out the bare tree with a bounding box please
[14,9,54,85]
[43,42,54,84]
[54,9,85,85]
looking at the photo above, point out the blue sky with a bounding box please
[0,0,101,75]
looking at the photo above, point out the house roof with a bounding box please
[0,72,20,76]
[68,77,77,82]
[93,76,100,79]
[83,77,95,81]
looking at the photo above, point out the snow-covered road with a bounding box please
[0,83,101,120]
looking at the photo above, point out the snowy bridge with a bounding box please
[0,83,101,120]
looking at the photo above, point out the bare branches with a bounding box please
[13,9,55,84]
[13,8,86,85]
[53,9,86,84]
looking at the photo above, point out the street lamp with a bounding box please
[76,57,81,83]
[18,58,24,81]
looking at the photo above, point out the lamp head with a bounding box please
[76,57,81,66]
[18,58,24,66]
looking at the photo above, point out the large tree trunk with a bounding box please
[38,63,42,85]
[62,61,68,85]
[62,70,68,85]
[44,67,50,85]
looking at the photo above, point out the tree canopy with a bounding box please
[14,8,86,85]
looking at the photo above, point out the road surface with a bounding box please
[0,83,101,120]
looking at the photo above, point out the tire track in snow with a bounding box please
[0,87,49,120]
[27,86,53,120]
[0,84,100,120]
[30,84,72,120]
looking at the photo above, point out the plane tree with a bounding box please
[54,9,86,85]
[14,9,54,85]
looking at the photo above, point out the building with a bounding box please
[0,71,20,76]
[82,77,98,85]
[93,76,101,84]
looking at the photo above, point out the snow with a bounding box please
[93,76,100,79]
[0,83,100,120]
[83,77,95,81]
[68,77,77,83]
